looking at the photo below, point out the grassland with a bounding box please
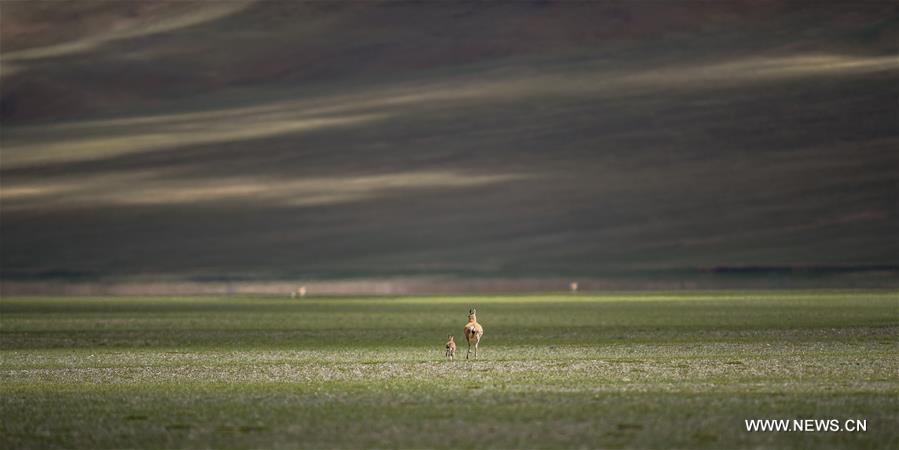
[1,291,896,449]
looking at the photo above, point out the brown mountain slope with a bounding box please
[1,1,896,283]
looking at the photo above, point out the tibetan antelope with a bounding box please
[445,335,456,360]
[463,309,484,360]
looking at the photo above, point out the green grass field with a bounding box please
[1,291,896,449]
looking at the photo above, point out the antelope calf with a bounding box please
[463,309,484,360]
[445,335,456,360]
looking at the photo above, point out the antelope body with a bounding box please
[463,309,484,359]
[445,335,456,360]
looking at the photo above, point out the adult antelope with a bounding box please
[463,309,484,360]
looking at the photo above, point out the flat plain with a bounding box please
[1,291,897,449]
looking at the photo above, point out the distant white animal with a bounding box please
[570,281,578,293]
[291,286,307,299]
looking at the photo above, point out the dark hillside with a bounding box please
[1,1,896,285]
